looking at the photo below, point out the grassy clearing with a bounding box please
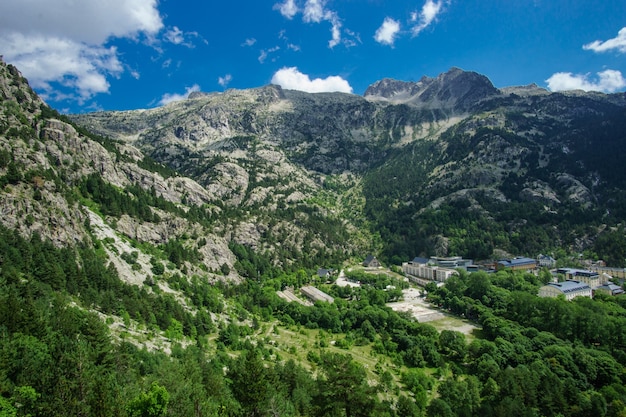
[426,315,482,342]
[258,322,408,402]
[263,324,381,373]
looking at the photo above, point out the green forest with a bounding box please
[2,222,626,416]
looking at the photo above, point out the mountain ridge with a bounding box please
[69,65,626,264]
[4,58,626,267]
[364,67,501,112]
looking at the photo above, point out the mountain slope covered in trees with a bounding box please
[2,58,626,417]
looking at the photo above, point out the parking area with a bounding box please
[387,288,479,335]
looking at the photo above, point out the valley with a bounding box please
[2,57,626,416]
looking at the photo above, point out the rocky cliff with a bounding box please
[0,59,371,294]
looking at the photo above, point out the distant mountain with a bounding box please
[71,66,626,265]
[364,67,501,112]
[3,56,626,271]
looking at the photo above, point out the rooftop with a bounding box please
[498,257,537,267]
[595,283,624,294]
[556,268,599,278]
[411,257,430,265]
[545,280,591,293]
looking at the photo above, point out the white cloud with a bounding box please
[163,26,200,47]
[271,67,353,94]
[164,26,200,48]
[303,0,344,48]
[328,19,342,48]
[242,38,257,47]
[258,46,281,64]
[164,27,184,45]
[258,50,269,64]
[218,74,232,88]
[343,29,361,48]
[303,0,325,23]
[274,0,299,20]
[546,70,626,93]
[375,18,401,46]
[276,0,350,49]
[158,84,201,106]
[411,0,446,36]
[0,0,163,102]
[0,0,162,44]
[0,32,123,102]
[279,30,301,52]
[583,27,626,54]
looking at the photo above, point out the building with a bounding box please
[300,286,334,303]
[538,280,592,300]
[402,257,458,285]
[363,255,381,268]
[594,283,624,296]
[556,269,601,288]
[429,256,473,269]
[317,268,335,280]
[412,257,430,265]
[496,257,537,271]
[590,266,626,280]
[537,254,557,268]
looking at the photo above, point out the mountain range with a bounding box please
[71,63,626,266]
[2,57,626,279]
[4,57,626,416]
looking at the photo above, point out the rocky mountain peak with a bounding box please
[363,78,424,99]
[364,67,500,112]
[0,59,44,121]
[500,83,550,97]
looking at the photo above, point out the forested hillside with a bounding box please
[3,221,626,416]
[362,92,626,263]
[2,58,626,417]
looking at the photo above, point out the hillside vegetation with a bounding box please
[2,58,626,416]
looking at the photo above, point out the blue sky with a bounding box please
[1,0,625,113]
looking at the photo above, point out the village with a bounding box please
[396,255,625,300]
[276,253,626,328]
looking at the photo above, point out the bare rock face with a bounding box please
[364,67,501,112]
[204,162,249,206]
[556,173,593,207]
[426,188,508,211]
[41,118,129,187]
[196,235,238,280]
[519,181,561,205]
[232,219,269,249]
[0,183,88,247]
[430,235,450,257]
[86,209,151,286]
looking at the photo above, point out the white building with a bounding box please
[300,286,334,303]
[538,280,592,301]
[402,257,457,284]
[556,269,601,288]
[537,254,557,268]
